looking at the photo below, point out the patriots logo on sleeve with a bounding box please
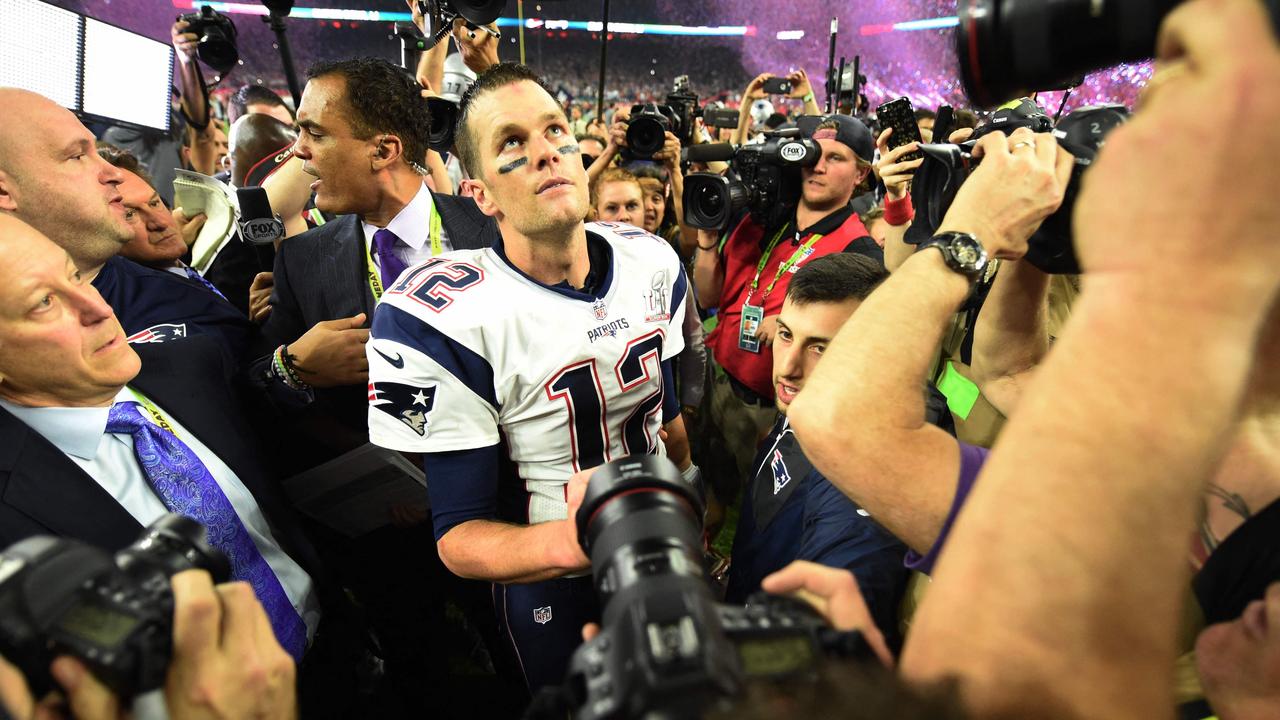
[126,323,188,344]
[369,381,437,436]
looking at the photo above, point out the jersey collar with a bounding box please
[491,230,615,302]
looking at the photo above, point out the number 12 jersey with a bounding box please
[367,222,688,525]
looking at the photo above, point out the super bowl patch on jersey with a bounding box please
[643,270,671,323]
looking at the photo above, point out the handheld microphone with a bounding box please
[235,186,285,246]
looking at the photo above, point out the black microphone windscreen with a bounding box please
[683,143,736,164]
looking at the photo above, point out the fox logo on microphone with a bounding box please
[238,216,285,245]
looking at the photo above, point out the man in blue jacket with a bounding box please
[726,253,908,647]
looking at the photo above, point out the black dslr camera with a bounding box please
[0,515,230,699]
[906,99,1130,274]
[956,0,1280,107]
[682,128,820,231]
[537,456,875,720]
[415,0,505,47]
[625,76,701,161]
[175,5,239,75]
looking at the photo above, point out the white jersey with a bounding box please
[367,222,687,525]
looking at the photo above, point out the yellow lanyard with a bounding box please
[124,387,179,438]
[745,228,825,305]
[365,204,443,302]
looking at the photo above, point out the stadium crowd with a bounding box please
[0,0,1277,718]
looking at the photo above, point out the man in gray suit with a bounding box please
[249,57,505,717]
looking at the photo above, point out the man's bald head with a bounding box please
[0,88,132,274]
[229,113,297,188]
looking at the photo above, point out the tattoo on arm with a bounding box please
[1199,483,1253,553]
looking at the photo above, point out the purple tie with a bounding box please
[372,228,408,290]
[183,266,227,300]
[107,401,308,660]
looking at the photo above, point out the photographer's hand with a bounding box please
[761,561,892,667]
[167,571,297,720]
[171,20,199,66]
[450,17,500,75]
[937,127,1074,260]
[653,131,682,171]
[873,128,923,200]
[0,653,127,720]
[786,69,821,115]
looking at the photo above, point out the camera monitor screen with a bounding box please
[0,0,82,112]
[82,18,174,132]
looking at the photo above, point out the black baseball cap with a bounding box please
[802,113,875,162]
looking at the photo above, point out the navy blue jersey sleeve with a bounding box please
[422,443,501,541]
[661,359,678,423]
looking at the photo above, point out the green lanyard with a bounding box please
[124,387,180,439]
[365,203,443,302]
[745,226,824,305]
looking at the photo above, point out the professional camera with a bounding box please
[906,100,1130,274]
[0,515,230,699]
[682,128,820,230]
[623,76,701,160]
[176,5,239,75]
[415,0,505,47]
[956,0,1280,107]
[538,455,875,720]
[625,103,678,160]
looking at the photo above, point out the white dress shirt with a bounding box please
[0,387,321,638]
[362,181,452,281]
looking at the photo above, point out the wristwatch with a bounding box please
[919,231,989,280]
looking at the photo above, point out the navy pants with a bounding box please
[493,575,600,692]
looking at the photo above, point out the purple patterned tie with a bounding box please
[183,266,227,300]
[372,228,408,290]
[107,401,308,660]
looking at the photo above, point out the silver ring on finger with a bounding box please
[1011,140,1035,151]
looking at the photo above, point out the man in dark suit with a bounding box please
[247,57,508,716]
[0,87,256,362]
[0,215,362,717]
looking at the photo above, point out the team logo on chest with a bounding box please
[643,271,670,323]
[127,323,188,344]
[771,449,792,495]
[369,381,437,436]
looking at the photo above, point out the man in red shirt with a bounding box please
[695,114,882,480]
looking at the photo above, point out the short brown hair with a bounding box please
[96,144,153,188]
[455,62,560,180]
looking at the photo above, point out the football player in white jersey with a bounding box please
[365,63,696,691]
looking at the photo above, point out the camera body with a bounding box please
[0,515,229,699]
[176,5,239,75]
[415,0,505,46]
[907,101,1129,274]
[554,456,874,720]
[683,129,819,230]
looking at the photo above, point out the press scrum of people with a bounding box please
[0,0,1277,717]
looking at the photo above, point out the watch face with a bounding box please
[950,235,986,272]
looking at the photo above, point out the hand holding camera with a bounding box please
[936,127,1074,261]
[170,19,199,65]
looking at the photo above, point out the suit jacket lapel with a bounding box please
[0,409,143,546]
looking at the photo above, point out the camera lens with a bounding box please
[683,174,748,230]
[575,456,704,609]
[627,116,668,159]
[453,0,505,26]
[116,514,231,583]
[957,0,1176,107]
[425,96,458,153]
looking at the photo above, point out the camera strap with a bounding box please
[363,203,443,302]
